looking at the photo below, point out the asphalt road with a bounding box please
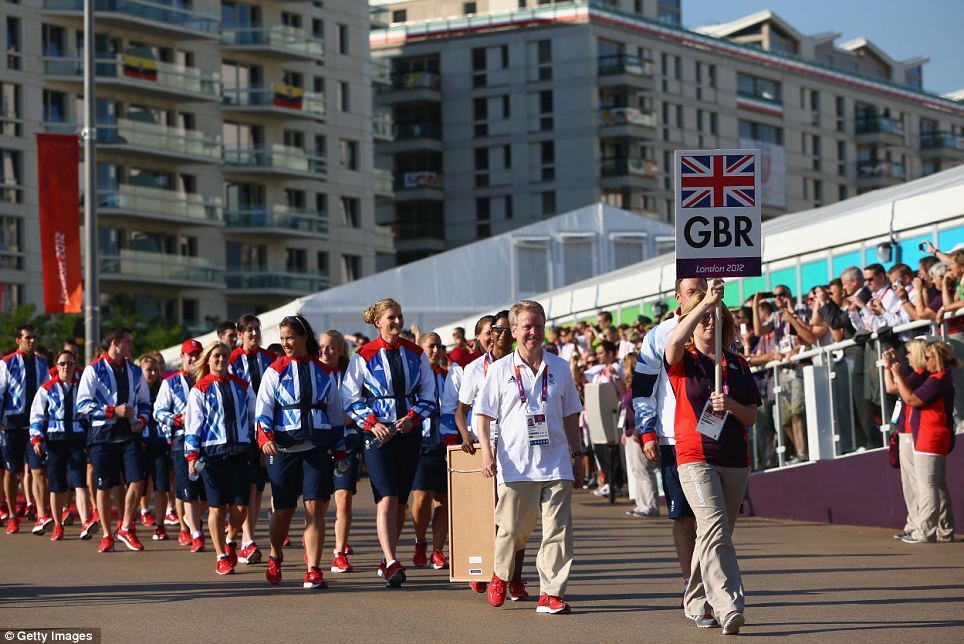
[1,483,962,643]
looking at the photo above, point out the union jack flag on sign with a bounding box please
[680,154,756,208]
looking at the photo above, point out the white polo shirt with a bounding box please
[476,349,583,484]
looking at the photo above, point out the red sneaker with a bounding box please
[24,503,37,521]
[61,508,74,526]
[344,543,354,555]
[431,547,448,570]
[163,511,179,526]
[33,515,54,535]
[536,594,571,614]
[216,556,234,575]
[469,581,488,593]
[282,535,291,547]
[330,551,353,573]
[178,530,192,546]
[50,524,65,541]
[0,501,9,521]
[509,579,530,601]
[191,535,205,553]
[413,542,428,567]
[152,526,168,541]
[239,543,262,565]
[139,511,156,528]
[384,560,406,588]
[487,575,507,607]
[91,509,101,524]
[377,558,386,578]
[98,535,114,553]
[79,519,98,540]
[266,555,283,585]
[5,518,19,534]
[116,526,144,551]
[304,566,327,589]
[225,541,238,568]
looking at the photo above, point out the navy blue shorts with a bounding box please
[411,447,447,494]
[2,429,45,472]
[200,453,251,507]
[364,428,422,504]
[46,440,87,493]
[332,450,360,493]
[141,442,171,492]
[266,442,334,510]
[659,445,694,519]
[172,449,206,502]
[249,444,268,493]
[90,440,143,490]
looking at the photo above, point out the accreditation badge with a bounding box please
[527,414,549,446]
[695,400,729,442]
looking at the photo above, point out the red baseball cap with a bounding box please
[181,339,203,355]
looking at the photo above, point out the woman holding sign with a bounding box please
[664,278,760,635]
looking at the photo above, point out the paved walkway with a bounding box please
[1,484,962,642]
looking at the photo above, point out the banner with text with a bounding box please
[675,149,762,279]
[37,133,82,314]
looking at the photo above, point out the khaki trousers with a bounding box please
[679,462,749,618]
[624,438,659,515]
[897,433,918,535]
[912,452,955,542]
[494,480,573,597]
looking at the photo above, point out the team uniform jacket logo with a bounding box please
[680,154,755,208]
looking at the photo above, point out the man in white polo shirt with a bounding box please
[476,299,584,615]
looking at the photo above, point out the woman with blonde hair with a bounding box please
[883,339,928,540]
[342,298,437,587]
[664,278,761,634]
[890,340,956,543]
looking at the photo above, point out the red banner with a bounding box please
[37,134,82,314]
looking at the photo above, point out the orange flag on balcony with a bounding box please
[37,133,82,314]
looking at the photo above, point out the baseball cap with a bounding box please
[181,339,203,355]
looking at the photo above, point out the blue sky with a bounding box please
[683,0,964,95]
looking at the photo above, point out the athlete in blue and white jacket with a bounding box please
[29,371,84,445]
[1,347,51,430]
[184,372,256,460]
[254,355,343,450]
[76,355,151,446]
[155,369,196,450]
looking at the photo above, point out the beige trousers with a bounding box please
[912,452,955,542]
[897,433,918,535]
[624,438,659,515]
[494,480,573,597]
[679,462,749,618]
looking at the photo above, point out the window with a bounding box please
[474,97,487,121]
[504,195,513,219]
[500,45,509,69]
[391,10,407,22]
[41,23,65,57]
[540,90,553,113]
[537,40,551,64]
[541,191,555,217]
[317,252,329,274]
[503,145,512,168]
[337,81,350,111]
[474,147,489,171]
[182,299,198,326]
[342,254,361,282]
[463,2,477,15]
[339,140,358,170]
[336,24,348,55]
[0,149,22,203]
[315,193,327,219]
[835,96,845,132]
[312,18,323,38]
[838,185,848,201]
[541,141,554,164]
[612,234,646,270]
[515,240,549,294]
[286,248,307,273]
[561,237,593,284]
[476,197,490,220]
[0,83,20,136]
[736,73,781,103]
[6,17,21,70]
[0,216,23,270]
[738,120,783,145]
[472,48,486,72]
[340,196,360,227]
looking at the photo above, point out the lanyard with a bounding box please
[513,363,548,407]
[483,352,492,377]
[687,346,729,395]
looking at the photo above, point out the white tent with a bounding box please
[162,204,672,363]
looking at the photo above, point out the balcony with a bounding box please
[43,55,220,102]
[374,169,394,198]
[47,119,222,164]
[736,91,784,117]
[856,160,906,189]
[597,55,654,90]
[370,5,390,29]
[222,144,326,180]
[221,26,324,61]
[598,107,657,138]
[100,250,224,288]
[222,85,326,121]
[377,72,441,105]
[43,0,219,40]
[224,207,328,238]
[373,112,395,141]
[98,185,223,226]
[225,268,329,296]
[372,59,392,86]
[855,115,905,146]
[921,131,964,162]
[392,171,443,201]
[600,157,659,191]
[382,121,442,154]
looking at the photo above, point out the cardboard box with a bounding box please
[584,382,621,444]
[447,444,496,582]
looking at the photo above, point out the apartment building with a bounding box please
[0,0,388,327]
[370,0,964,265]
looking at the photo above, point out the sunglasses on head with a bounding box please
[281,315,308,335]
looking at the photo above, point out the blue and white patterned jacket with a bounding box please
[29,374,84,443]
[76,355,151,445]
[1,351,50,429]
[255,356,343,450]
[184,373,255,460]
[153,371,194,450]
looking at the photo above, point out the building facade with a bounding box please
[371,0,964,265]
[0,0,389,327]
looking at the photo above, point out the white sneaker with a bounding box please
[687,614,717,628]
[721,612,745,635]
[592,484,610,497]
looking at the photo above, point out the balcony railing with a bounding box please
[44,0,219,35]
[921,131,963,150]
[600,157,659,178]
[225,268,328,293]
[222,85,326,117]
[43,55,221,98]
[855,115,905,136]
[393,171,443,190]
[374,169,394,195]
[598,54,653,77]
[98,185,223,223]
[373,113,395,139]
[598,107,658,128]
[381,71,441,92]
[857,160,906,179]
[736,90,783,106]
[224,207,328,234]
[370,5,390,28]
[372,59,392,85]
[394,121,441,140]
[100,118,222,160]
[100,250,224,285]
[222,144,326,175]
[221,26,324,58]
